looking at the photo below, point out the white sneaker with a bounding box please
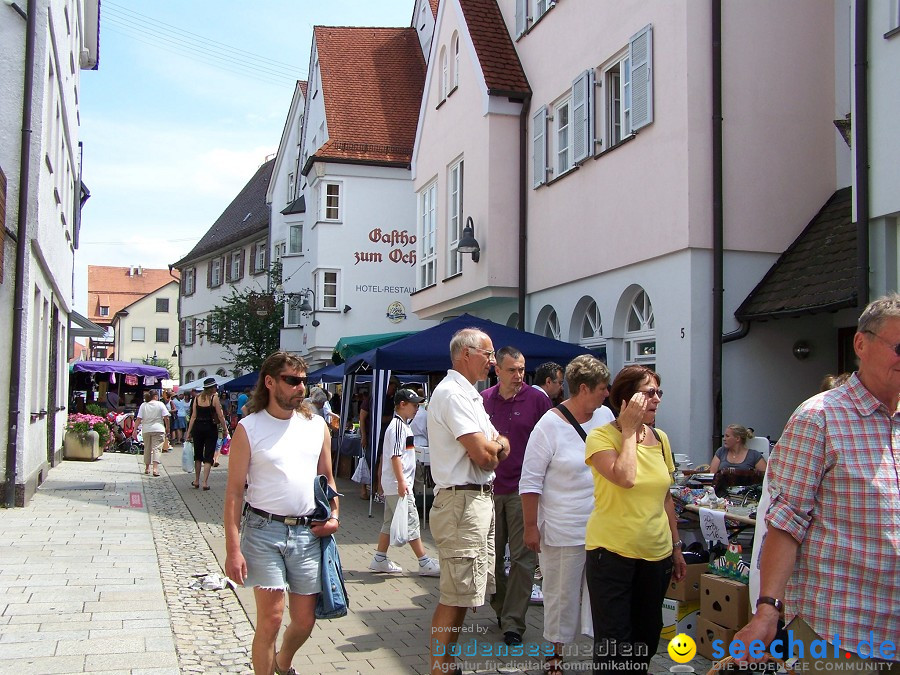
[368,557,403,573]
[530,584,544,604]
[418,557,441,577]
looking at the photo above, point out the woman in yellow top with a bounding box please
[584,365,687,674]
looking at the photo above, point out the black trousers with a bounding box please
[585,547,673,674]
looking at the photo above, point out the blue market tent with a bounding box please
[221,371,258,392]
[341,313,595,513]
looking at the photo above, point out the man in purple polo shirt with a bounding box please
[482,346,553,646]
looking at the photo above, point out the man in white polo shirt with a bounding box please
[428,328,510,675]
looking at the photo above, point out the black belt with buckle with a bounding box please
[245,504,313,526]
[451,483,493,494]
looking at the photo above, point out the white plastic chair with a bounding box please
[746,435,771,459]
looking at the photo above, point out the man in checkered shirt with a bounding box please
[736,294,900,669]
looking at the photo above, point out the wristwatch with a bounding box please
[672,539,684,550]
[756,596,784,612]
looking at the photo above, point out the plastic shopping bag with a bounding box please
[390,495,410,547]
[351,457,370,485]
[182,441,195,473]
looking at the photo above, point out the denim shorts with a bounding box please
[240,510,321,594]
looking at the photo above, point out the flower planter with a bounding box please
[64,430,101,461]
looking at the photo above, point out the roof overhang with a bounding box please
[69,311,106,338]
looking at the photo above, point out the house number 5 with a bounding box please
[681,328,685,339]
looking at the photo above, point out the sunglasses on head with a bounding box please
[279,375,308,387]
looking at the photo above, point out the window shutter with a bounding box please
[515,0,528,37]
[191,318,197,344]
[249,244,256,272]
[179,271,184,295]
[180,320,185,345]
[629,24,653,132]
[207,260,212,287]
[189,267,196,295]
[532,106,548,188]
[264,241,270,270]
[225,253,233,282]
[572,69,594,164]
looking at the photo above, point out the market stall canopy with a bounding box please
[332,330,417,364]
[177,374,233,392]
[344,313,594,374]
[306,362,427,384]
[71,360,169,378]
[221,371,258,392]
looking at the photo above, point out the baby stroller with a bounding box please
[110,412,143,454]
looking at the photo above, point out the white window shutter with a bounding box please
[515,0,528,37]
[532,106,548,188]
[572,69,594,164]
[629,24,653,131]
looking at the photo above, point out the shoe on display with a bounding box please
[418,557,441,577]
[530,584,544,604]
[368,557,403,573]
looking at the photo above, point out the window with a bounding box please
[207,315,221,343]
[155,328,169,343]
[601,25,653,150]
[209,257,223,287]
[183,268,195,296]
[578,299,607,362]
[418,182,437,288]
[227,249,243,282]
[317,270,338,310]
[538,308,561,340]
[322,183,341,221]
[453,34,459,87]
[440,47,448,99]
[184,370,194,383]
[99,305,109,317]
[515,0,556,37]
[131,327,145,342]
[274,241,286,262]
[255,241,266,272]
[448,160,464,276]
[286,303,302,327]
[623,288,656,369]
[554,95,573,175]
[197,369,207,379]
[155,298,169,313]
[289,224,303,254]
[216,368,228,378]
[184,319,195,346]
[287,172,295,204]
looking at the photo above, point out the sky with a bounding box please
[75,0,415,314]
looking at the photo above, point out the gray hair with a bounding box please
[566,355,611,393]
[308,387,328,405]
[450,328,489,361]
[858,292,900,334]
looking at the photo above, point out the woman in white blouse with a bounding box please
[520,355,615,675]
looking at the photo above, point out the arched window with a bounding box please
[623,288,656,368]
[216,368,228,377]
[197,369,207,379]
[537,307,561,341]
[184,370,194,383]
[577,299,607,362]
[452,33,459,87]
[506,313,519,328]
[440,47,448,99]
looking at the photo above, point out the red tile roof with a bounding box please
[311,26,425,167]
[458,0,529,96]
[430,0,439,19]
[87,266,179,325]
[298,80,308,98]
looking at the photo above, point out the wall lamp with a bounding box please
[792,341,811,360]
[297,289,320,327]
[343,305,352,313]
[457,216,481,263]
[171,346,180,358]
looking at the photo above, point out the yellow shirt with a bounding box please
[584,423,675,561]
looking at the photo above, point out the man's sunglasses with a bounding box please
[280,375,308,387]
[863,330,900,356]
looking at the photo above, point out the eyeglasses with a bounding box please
[279,375,308,387]
[863,330,900,356]
[468,347,496,360]
[639,387,664,399]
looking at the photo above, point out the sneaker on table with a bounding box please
[418,557,441,577]
[368,557,403,573]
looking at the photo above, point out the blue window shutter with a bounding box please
[516,0,528,37]
[629,24,653,131]
[572,69,594,164]
[532,106,548,188]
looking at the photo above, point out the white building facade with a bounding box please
[1,0,99,506]
[110,280,180,377]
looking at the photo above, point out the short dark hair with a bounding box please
[495,346,523,364]
[608,365,660,414]
[535,362,562,385]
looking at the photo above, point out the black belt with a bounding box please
[244,504,313,526]
[450,483,493,494]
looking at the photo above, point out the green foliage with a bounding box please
[85,403,105,417]
[201,283,282,375]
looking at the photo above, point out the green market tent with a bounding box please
[331,330,417,364]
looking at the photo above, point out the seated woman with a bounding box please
[709,424,767,474]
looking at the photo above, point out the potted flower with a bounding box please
[64,413,111,460]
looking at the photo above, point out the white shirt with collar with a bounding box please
[427,369,498,489]
[532,383,550,398]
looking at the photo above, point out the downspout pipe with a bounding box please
[711,0,724,454]
[518,95,531,331]
[6,1,37,508]
[854,0,869,307]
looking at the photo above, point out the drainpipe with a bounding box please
[518,95,532,331]
[6,0,36,508]
[854,0,869,307]
[711,0,724,454]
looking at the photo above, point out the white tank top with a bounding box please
[240,409,326,517]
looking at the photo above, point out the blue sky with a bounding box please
[75,0,414,312]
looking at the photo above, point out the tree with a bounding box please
[202,282,282,375]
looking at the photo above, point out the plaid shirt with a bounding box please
[766,373,900,655]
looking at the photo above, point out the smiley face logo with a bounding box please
[667,633,696,663]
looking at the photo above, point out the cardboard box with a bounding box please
[696,617,737,660]
[700,574,750,630]
[667,563,707,601]
[661,598,700,641]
